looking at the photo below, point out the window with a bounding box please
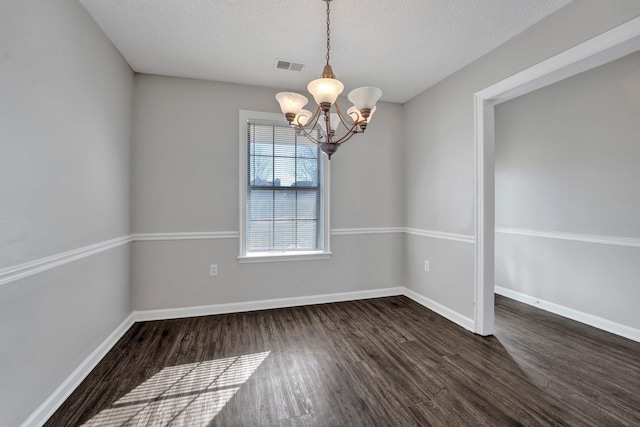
[239,111,330,262]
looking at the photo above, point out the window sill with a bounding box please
[238,251,332,264]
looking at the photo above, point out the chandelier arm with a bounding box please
[293,106,322,130]
[333,101,359,128]
[299,127,324,145]
[309,106,323,130]
[331,131,358,145]
[293,107,326,145]
[296,125,325,145]
[331,121,364,145]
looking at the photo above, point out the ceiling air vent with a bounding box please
[276,59,305,72]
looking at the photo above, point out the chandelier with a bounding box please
[275,0,382,159]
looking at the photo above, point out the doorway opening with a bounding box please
[473,16,640,336]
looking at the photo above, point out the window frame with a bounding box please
[238,110,331,263]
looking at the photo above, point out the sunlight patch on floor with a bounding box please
[81,351,270,426]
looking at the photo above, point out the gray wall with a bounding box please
[0,0,134,425]
[402,0,640,321]
[495,51,640,329]
[4,0,640,424]
[131,75,405,310]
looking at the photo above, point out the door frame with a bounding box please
[473,16,640,335]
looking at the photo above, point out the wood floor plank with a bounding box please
[45,295,640,426]
[494,296,640,426]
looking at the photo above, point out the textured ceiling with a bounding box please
[80,0,572,103]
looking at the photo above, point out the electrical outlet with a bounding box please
[210,264,218,276]
[424,260,430,272]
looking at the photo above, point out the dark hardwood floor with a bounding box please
[46,295,640,426]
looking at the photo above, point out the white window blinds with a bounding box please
[246,121,325,253]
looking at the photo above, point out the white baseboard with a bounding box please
[21,286,476,426]
[20,313,136,427]
[134,287,406,322]
[403,288,475,332]
[495,286,640,343]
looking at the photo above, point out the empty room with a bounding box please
[1,0,639,426]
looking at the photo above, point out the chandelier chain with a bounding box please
[325,0,331,65]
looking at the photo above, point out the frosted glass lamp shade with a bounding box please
[348,86,382,110]
[318,113,340,133]
[293,109,313,126]
[307,77,344,106]
[275,92,308,115]
[329,113,340,131]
